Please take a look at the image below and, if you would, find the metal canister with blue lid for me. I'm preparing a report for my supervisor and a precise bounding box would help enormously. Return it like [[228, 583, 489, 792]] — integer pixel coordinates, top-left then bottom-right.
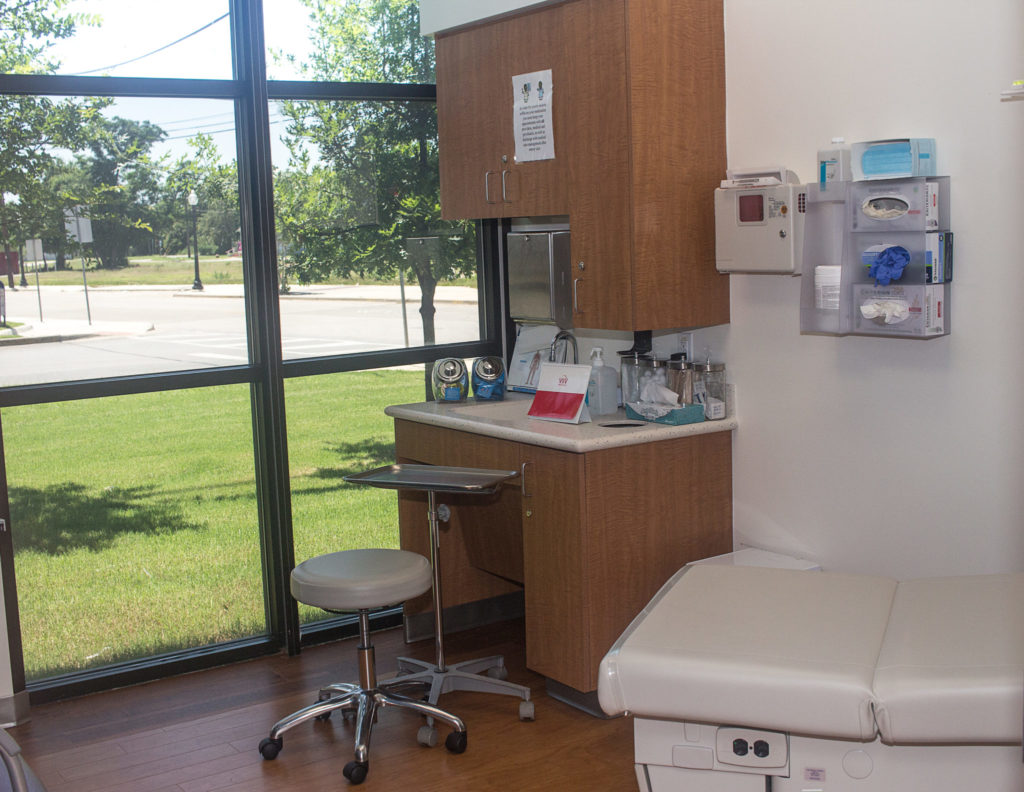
[[471, 356, 506, 401], [432, 358, 468, 402]]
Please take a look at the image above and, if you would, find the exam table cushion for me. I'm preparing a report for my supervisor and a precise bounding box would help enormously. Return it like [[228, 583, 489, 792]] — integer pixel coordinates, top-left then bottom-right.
[[873, 572, 1024, 745], [598, 564, 897, 740]]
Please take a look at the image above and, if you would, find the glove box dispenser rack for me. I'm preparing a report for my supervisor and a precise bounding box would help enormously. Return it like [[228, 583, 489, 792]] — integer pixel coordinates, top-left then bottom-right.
[[799, 177, 951, 339]]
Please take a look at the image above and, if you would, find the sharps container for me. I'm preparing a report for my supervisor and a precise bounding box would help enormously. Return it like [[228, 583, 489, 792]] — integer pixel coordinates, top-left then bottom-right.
[[692, 360, 726, 420]]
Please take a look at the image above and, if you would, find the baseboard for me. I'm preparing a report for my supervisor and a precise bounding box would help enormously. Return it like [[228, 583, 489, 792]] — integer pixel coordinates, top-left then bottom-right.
[[0, 690, 31, 727], [404, 591, 525, 643]]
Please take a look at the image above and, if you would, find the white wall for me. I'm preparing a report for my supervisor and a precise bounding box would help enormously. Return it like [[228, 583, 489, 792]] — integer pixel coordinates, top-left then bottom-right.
[[714, 0, 1024, 577], [420, 0, 1024, 579], [420, 0, 549, 35]]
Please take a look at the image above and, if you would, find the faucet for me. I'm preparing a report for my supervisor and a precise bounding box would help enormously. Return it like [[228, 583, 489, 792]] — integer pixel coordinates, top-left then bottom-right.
[[549, 329, 578, 364]]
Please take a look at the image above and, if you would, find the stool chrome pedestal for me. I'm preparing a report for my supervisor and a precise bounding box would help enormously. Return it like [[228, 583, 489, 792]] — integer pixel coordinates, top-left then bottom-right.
[[345, 464, 535, 736]]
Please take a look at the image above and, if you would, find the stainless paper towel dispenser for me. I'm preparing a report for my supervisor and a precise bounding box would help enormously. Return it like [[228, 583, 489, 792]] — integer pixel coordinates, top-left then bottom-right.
[[507, 223, 571, 328]]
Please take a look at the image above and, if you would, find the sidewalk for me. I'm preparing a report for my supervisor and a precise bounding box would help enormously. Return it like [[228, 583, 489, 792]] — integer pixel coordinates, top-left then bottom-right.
[[0, 318, 154, 345]]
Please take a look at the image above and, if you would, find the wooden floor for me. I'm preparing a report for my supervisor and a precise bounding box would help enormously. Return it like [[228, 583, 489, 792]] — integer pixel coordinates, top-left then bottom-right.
[[8, 619, 637, 791]]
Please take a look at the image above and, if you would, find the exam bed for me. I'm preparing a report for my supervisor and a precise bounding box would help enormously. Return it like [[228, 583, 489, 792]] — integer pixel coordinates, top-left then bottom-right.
[[598, 563, 1024, 791]]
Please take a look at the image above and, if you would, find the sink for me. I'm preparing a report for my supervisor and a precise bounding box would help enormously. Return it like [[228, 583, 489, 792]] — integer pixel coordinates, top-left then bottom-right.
[[448, 399, 532, 421]]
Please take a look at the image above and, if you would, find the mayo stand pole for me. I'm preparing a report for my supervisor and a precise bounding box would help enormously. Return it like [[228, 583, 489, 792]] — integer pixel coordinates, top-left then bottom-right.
[[344, 464, 535, 730]]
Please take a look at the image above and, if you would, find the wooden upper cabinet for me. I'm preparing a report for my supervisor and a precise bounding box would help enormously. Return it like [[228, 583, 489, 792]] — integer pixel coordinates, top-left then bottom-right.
[[436, 6, 569, 220], [436, 0, 730, 332]]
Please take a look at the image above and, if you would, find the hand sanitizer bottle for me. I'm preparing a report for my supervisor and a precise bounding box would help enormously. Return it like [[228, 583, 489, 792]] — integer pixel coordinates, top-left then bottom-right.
[[587, 347, 618, 416]]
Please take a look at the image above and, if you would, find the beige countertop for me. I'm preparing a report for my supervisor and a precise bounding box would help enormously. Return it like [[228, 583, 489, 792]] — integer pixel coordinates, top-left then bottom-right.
[[385, 393, 736, 453]]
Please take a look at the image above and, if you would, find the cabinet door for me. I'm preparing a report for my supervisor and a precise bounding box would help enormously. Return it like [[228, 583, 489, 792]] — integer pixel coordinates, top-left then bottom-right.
[[436, 23, 508, 220], [564, 0, 634, 331], [519, 443, 591, 689], [436, 6, 570, 220], [500, 4, 570, 217]]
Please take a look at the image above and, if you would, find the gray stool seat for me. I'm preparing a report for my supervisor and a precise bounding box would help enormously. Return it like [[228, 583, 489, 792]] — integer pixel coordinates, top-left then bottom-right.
[[290, 548, 432, 611], [259, 548, 467, 785]]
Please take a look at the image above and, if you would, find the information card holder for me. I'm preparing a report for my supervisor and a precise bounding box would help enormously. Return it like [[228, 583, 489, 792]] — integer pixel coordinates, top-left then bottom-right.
[[527, 363, 592, 424]]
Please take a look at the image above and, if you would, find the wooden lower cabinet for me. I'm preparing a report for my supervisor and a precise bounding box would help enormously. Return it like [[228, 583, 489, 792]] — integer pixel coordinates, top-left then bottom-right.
[[394, 418, 732, 694]]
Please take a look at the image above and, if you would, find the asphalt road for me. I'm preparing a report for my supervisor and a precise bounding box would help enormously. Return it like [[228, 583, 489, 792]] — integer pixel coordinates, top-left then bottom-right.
[[1, 284, 481, 388]]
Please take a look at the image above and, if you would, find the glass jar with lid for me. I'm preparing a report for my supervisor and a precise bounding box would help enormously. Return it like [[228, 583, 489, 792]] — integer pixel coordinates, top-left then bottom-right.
[[692, 360, 726, 419]]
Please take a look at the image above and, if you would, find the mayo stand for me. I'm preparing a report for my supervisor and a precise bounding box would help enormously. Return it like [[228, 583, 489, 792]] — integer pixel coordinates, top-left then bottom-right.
[[344, 464, 535, 735]]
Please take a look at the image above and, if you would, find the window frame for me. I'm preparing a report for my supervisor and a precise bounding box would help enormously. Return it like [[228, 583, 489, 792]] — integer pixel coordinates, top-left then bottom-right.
[[0, 0, 505, 704]]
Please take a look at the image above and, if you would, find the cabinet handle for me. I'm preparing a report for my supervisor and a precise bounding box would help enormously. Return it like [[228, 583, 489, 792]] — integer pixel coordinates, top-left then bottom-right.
[[501, 169, 511, 204], [520, 461, 532, 498], [484, 170, 497, 204], [573, 277, 583, 314]]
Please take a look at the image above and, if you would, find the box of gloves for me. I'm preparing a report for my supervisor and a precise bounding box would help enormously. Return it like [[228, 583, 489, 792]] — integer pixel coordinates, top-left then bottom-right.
[[852, 282, 949, 337]]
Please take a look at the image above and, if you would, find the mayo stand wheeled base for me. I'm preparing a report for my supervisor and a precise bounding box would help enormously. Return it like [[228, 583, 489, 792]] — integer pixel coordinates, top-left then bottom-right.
[[345, 464, 535, 738]]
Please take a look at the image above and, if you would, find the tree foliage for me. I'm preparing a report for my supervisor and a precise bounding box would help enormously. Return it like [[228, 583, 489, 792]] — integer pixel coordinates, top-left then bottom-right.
[[276, 0, 476, 343]]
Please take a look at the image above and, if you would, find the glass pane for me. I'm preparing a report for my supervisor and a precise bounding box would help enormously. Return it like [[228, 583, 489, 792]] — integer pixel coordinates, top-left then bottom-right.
[[265, 0, 433, 83], [3, 385, 264, 681], [272, 98, 481, 358], [9, 0, 232, 79], [286, 368, 423, 625], [0, 97, 246, 388]]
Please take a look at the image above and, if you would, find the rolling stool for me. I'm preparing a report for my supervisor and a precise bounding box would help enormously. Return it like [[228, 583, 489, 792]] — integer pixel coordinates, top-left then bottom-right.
[[257, 548, 467, 785]]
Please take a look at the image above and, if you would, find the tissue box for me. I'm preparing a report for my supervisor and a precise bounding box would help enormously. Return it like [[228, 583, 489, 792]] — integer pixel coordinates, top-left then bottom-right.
[[853, 283, 949, 337], [625, 403, 705, 426]]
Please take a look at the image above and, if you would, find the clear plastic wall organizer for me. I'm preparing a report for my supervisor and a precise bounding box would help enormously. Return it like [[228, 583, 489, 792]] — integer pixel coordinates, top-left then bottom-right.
[[799, 176, 951, 339]]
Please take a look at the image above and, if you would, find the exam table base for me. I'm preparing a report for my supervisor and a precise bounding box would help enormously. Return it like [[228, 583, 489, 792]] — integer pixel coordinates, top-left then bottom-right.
[[634, 719, 1024, 792]]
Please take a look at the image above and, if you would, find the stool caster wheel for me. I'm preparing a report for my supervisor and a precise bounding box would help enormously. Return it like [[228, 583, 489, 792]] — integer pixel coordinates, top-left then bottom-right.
[[519, 700, 535, 721], [343, 760, 368, 784], [445, 729, 468, 754], [417, 724, 438, 747], [258, 736, 282, 760], [486, 665, 509, 680]]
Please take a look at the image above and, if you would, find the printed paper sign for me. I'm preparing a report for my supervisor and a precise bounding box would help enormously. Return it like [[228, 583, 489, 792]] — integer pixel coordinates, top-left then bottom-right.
[[528, 363, 591, 424], [513, 69, 555, 162]]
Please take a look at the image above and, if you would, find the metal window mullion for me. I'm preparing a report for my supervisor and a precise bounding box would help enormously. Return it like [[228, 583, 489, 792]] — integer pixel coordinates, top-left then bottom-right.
[[231, 0, 299, 656]]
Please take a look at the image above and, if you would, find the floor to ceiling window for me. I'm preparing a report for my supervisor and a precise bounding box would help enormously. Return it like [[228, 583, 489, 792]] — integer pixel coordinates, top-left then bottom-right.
[[0, 0, 501, 701]]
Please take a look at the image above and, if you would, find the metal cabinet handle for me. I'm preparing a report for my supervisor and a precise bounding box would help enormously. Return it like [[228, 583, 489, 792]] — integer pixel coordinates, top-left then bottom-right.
[[501, 169, 511, 203], [573, 277, 583, 313], [484, 170, 497, 204], [520, 461, 532, 498]]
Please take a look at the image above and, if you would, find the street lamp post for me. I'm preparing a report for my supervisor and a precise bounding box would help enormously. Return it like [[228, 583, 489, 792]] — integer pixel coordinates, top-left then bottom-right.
[[188, 190, 203, 291]]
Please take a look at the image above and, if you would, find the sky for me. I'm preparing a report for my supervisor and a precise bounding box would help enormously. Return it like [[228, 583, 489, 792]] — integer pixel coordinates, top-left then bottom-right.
[[40, 0, 322, 165]]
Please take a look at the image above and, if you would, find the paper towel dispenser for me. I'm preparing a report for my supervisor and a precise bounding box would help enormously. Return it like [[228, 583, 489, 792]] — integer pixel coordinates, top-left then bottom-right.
[[507, 218, 572, 328]]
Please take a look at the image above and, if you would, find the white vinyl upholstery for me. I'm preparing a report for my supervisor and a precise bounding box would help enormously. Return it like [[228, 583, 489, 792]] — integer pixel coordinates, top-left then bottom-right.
[[599, 564, 898, 740], [290, 548, 432, 611], [873, 573, 1024, 744], [599, 563, 1024, 751]]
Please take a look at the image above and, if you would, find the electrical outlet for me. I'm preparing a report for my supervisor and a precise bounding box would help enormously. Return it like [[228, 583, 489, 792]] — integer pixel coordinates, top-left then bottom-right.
[[678, 332, 693, 362]]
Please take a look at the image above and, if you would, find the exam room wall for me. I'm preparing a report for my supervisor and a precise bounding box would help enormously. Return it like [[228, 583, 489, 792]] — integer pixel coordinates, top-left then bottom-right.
[[711, 0, 1024, 578], [420, 0, 1024, 579]]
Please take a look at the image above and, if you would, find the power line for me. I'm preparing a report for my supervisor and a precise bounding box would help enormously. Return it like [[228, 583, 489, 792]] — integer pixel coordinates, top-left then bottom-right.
[[73, 13, 230, 76]]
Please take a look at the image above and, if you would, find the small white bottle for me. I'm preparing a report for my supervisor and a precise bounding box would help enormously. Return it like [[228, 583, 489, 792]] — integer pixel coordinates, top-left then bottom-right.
[[587, 347, 618, 416]]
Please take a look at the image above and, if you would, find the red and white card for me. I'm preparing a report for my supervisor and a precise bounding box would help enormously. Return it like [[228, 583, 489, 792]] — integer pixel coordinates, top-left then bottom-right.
[[527, 363, 592, 424]]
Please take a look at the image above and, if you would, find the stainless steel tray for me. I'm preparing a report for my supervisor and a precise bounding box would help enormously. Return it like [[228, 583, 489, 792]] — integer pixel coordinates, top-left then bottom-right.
[[344, 464, 518, 494]]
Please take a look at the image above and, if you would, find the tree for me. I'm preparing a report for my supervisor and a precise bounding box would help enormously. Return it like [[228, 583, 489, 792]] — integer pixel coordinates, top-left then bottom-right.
[[0, 0, 105, 284], [162, 134, 239, 258], [276, 0, 476, 344]]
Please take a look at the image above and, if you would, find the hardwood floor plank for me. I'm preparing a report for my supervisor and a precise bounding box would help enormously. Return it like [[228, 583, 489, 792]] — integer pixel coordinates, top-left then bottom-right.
[[9, 620, 637, 791]]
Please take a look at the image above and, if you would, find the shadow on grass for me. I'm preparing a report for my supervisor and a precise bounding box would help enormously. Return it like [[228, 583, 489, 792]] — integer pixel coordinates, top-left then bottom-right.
[[309, 437, 396, 482], [9, 482, 205, 555]]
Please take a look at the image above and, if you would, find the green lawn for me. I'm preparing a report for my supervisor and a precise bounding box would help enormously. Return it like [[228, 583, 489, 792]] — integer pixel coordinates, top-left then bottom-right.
[[3, 368, 426, 680]]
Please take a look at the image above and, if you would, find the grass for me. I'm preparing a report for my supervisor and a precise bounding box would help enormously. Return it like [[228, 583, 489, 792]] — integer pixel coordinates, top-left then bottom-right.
[[26, 255, 479, 288], [3, 368, 426, 680]]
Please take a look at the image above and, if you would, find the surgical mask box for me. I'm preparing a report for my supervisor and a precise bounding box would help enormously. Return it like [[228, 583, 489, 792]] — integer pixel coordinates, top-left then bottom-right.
[[715, 168, 807, 274], [852, 282, 949, 337], [851, 138, 936, 181]]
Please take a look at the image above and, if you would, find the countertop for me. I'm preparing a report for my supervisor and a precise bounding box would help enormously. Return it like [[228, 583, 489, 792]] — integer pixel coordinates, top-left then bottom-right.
[[385, 393, 737, 453]]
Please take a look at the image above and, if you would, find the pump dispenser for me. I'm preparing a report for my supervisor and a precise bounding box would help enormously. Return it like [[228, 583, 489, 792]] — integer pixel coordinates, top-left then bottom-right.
[[587, 347, 618, 416]]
